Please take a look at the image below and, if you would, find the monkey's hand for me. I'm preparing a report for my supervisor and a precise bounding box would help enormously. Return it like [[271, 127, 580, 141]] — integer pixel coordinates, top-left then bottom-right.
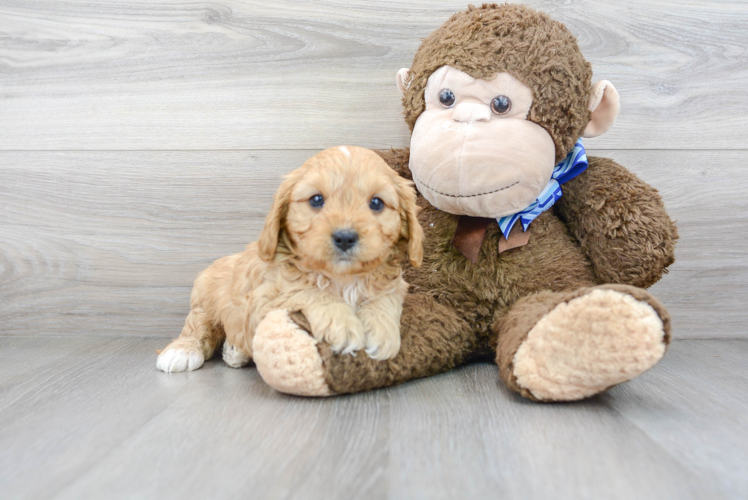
[[554, 155, 678, 289]]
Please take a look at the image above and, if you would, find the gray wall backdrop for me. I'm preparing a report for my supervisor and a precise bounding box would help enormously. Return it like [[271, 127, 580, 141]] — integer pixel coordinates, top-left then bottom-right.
[[1, 0, 746, 338]]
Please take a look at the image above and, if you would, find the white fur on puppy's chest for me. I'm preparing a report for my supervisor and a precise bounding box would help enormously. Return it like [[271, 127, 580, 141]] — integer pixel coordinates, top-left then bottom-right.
[[316, 275, 381, 309], [342, 282, 363, 308]]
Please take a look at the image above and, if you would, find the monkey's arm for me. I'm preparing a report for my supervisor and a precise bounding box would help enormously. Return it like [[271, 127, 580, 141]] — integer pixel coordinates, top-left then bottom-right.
[[554, 156, 678, 289], [309, 291, 477, 394], [252, 290, 479, 395]]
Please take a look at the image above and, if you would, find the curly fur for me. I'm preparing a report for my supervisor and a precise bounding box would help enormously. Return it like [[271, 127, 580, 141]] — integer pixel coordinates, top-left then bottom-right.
[[157, 146, 423, 372]]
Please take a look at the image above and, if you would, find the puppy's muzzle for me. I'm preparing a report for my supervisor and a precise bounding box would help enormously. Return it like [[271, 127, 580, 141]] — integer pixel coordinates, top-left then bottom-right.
[[332, 230, 359, 252]]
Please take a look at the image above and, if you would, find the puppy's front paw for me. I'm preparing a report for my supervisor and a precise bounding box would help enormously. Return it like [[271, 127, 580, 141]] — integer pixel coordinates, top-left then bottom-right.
[[362, 316, 401, 360], [157, 338, 205, 373], [307, 304, 365, 355]]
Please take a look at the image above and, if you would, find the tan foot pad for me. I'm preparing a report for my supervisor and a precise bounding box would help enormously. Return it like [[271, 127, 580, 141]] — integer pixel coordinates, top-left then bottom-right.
[[253, 309, 332, 397], [513, 289, 666, 401]]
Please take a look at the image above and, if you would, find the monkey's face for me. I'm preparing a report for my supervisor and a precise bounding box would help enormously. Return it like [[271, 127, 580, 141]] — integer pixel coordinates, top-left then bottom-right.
[[408, 65, 556, 218]]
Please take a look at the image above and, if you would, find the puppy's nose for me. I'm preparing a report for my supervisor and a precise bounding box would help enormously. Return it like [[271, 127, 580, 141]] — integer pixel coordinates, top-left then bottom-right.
[[332, 230, 359, 252]]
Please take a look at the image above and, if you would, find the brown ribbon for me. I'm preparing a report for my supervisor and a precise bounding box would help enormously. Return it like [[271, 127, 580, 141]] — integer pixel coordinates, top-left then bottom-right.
[[499, 223, 531, 253], [451, 216, 493, 264], [452, 216, 530, 263]]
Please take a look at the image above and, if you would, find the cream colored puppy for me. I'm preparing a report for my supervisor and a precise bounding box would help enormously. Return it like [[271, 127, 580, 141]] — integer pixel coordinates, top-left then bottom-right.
[[157, 146, 423, 373]]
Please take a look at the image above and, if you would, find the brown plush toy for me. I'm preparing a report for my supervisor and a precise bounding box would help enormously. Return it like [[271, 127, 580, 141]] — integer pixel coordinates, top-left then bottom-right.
[[250, 3, 678, 401]]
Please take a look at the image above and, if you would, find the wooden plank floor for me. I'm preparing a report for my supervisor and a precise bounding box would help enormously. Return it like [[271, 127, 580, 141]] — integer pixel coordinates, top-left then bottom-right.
[[0, 337, 744, 500]]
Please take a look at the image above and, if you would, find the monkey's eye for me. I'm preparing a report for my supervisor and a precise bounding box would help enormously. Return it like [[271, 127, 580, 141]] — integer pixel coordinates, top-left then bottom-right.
[[369, 197, 384, 212], [439, 88, 456, 108], [309, 194, 324, 208], [491, 95, 512, 115]]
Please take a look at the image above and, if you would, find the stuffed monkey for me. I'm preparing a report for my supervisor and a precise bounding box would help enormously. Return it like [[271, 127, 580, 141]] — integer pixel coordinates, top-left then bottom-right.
[[251, 3, 678, 401]]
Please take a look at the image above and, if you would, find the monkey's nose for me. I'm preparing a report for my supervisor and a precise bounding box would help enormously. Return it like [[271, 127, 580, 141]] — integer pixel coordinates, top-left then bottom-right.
[[452, 103, 491, 123], [332, 230, 359, 252]]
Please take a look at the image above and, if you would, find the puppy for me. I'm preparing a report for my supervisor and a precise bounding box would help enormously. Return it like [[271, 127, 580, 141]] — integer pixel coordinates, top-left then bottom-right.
[[157, 146, 423, 372]]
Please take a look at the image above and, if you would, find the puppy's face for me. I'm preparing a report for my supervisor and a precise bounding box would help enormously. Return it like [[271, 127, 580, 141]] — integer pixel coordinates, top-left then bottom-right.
[[258, 146, 423, 276]]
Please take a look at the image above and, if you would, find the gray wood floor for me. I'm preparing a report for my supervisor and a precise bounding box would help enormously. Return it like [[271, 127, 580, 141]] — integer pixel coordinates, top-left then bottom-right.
[[0, 337, 745, 500], [2, 1, 748, 499]]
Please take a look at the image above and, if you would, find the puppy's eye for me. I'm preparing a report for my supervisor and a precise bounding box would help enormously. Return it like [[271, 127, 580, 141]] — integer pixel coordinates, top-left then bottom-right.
[[369, 197, 384, 212], [309, 194, 324, 208], [491, 95, 511, 115], [439, 88, 456, 108]]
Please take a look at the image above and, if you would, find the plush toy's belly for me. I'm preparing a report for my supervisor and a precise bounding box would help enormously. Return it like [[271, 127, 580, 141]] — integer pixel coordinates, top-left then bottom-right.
[[404, 204, 598, 342]]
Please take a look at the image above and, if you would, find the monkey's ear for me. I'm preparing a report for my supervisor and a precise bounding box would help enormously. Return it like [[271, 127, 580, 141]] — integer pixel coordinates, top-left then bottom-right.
[[396, 68, 411, 96], [582, 80, 620, 138]]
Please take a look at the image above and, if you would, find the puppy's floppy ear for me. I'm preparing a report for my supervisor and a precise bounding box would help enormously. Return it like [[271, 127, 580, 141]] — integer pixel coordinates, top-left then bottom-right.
[[258, 171, 298, 262], [395, 175, 424, 268]]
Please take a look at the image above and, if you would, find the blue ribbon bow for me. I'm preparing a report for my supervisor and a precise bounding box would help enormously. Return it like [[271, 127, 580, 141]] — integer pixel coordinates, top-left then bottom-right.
[[497, 139, 588, 238]]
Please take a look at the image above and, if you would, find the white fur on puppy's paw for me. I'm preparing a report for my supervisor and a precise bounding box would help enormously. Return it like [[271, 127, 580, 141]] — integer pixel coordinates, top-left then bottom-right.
[[157, 347, 205, 373], [253, 309, 332, 397], [513, 289, 666, 401], [222, 342, 251, 368]]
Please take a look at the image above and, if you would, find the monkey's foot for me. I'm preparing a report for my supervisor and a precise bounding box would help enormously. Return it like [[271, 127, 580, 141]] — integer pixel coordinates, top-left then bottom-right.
[[510, 287, 668, 401], [253, 309, 332, 397]]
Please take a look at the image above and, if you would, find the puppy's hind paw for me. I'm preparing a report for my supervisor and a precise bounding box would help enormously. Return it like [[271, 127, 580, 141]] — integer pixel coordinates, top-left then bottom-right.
[[157, 337, 205, 373], [222, 342, 251, 368]]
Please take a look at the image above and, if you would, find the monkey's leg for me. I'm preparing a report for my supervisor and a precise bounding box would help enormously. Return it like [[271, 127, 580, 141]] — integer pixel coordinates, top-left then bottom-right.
[[252, 292, 478, 396], [495, 284, 671, 402], [157, 306, 224, 373]]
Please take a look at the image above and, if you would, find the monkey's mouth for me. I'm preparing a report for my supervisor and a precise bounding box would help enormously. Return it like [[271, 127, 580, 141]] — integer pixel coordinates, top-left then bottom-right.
[[413, 175, 519, 198]]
